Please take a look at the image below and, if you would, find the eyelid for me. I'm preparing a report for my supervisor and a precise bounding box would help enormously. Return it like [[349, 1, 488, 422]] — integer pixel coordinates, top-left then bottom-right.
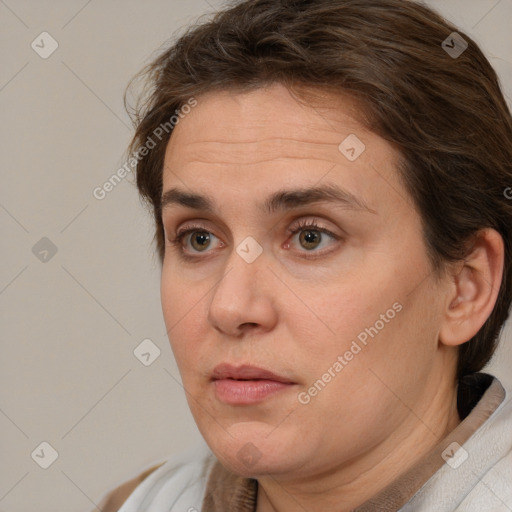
[[286, 217, 341, 238], [175, 220, 213, 238]]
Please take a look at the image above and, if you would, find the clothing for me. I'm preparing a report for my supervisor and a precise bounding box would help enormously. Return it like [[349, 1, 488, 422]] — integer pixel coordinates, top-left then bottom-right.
[[97, 373, 512, 511]]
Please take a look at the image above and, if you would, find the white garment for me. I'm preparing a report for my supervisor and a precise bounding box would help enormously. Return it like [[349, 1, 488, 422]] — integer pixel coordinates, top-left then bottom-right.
[[402, 384, 512, 511], [119, 381, 512, 511], [118, 445, 215, 512]]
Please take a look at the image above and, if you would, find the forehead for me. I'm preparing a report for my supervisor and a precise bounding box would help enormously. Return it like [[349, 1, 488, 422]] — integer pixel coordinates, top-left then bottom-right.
[[166, 84, 380, 162], [162, 83, 404, 211]]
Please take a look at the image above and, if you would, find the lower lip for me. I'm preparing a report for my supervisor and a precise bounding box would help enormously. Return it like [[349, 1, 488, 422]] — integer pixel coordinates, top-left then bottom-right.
[[213, 379, 294, 405]]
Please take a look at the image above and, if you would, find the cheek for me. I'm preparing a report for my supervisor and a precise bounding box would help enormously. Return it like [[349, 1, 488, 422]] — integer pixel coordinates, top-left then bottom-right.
[[161, 259, 207, 321], [161, 267, 208, 370], [300, 273, 400, 351], [292, 295, 437, 441], [293, 256, 434, 389]]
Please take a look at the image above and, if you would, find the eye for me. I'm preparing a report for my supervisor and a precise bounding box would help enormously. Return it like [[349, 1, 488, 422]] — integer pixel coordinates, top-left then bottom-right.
[[167, 223, 224, 259], [166, 218, 341, 261], [286, 219, 341, 254], [186, 230, 213, 252]]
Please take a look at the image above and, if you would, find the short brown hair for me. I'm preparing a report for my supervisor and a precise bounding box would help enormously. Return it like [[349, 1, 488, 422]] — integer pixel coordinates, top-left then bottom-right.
[[126, 0, 512, 379]]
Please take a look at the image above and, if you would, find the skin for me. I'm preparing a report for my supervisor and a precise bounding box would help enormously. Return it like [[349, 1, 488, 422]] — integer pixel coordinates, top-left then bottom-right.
[[159, 83, 503, 511]]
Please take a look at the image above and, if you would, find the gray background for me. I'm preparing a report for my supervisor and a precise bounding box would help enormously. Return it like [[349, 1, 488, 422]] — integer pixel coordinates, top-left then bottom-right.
[[1, 0, 511, 510]]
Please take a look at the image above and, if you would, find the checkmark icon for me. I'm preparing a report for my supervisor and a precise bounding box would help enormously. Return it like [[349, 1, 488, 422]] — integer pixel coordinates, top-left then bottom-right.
[[338, 134, 365, 161], [442, 442, 468, 469], [31, 441, 59, 469], [345, 147, 356, 158], [442, 32, 468, 59], [32, 237, 58, 263], [236, 236, 263, 263], [237, 442, 262, 468], [134, 339, 161, 366], [31, 31, 58, 59]]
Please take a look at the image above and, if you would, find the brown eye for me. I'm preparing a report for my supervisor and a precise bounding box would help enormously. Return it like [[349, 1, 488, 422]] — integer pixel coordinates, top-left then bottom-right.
[[299, 229, 322, 250], [168, 224, 223, 260], [287, 220, 341, 257], [189, 231, 211, 251]]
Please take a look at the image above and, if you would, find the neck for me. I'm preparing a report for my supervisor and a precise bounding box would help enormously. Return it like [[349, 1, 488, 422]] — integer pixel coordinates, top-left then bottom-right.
[[256, 374, 461, 512]]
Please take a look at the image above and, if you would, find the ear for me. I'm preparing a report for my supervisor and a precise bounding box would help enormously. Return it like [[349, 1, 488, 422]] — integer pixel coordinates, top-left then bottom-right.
[[439, 228, 504, 347]]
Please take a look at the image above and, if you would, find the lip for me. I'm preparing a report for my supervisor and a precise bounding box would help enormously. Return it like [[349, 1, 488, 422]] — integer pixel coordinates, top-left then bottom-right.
[[211, 363, 294, 383], [211, 363, 296, 405]]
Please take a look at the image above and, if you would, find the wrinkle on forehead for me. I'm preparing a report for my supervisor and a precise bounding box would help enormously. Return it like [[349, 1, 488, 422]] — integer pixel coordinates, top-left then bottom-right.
[[174, 136, 344, 167], [166, 90, 372, 172], [163, 83, 402, 204]]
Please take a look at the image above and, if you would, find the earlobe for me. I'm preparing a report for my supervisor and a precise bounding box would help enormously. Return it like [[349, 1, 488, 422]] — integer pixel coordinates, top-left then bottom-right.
[[439, 229, 504, 348]]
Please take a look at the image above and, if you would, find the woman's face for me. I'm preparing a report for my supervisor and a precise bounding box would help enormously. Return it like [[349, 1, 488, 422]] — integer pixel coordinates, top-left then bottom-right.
[[160, 83, 456, 480]]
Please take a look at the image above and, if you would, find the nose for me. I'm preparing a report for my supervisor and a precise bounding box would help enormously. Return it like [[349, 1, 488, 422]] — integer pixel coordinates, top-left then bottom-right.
[[207, 248, 278, 338]]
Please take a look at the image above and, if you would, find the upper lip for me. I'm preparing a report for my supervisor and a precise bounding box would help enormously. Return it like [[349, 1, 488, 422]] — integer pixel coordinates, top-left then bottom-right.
[[211, 363, 295, 384]]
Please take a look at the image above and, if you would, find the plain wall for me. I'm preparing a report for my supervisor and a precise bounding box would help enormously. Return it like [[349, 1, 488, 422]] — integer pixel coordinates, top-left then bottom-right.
[[1, 0, 511, 510]]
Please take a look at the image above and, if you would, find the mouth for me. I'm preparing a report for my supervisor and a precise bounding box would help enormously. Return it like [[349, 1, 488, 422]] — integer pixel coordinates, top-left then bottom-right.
[[211, 363, 296, 405]]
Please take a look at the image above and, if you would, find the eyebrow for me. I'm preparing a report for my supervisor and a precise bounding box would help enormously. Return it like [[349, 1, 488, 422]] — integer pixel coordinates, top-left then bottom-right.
[[161, 184, 376, 215]]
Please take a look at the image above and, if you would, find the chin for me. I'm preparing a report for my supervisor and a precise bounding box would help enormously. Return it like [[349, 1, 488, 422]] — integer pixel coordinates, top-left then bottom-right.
[[201, 422, 304, 477]]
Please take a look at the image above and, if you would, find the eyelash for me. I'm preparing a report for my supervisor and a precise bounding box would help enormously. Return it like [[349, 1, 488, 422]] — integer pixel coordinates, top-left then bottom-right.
[[167, 219, 341, 261]]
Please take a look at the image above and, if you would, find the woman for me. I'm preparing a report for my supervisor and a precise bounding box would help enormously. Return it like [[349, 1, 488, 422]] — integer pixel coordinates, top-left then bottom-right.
[[97, 0, 512, 510]]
